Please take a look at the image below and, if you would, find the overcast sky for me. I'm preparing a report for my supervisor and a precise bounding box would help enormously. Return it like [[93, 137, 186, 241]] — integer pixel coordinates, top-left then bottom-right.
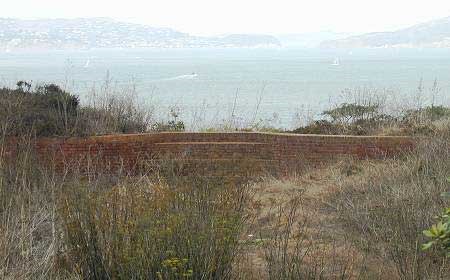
[[2, 0, 450, 35]]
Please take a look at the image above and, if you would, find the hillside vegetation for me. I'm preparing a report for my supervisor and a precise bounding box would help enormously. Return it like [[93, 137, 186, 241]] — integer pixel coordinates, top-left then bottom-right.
[[2, 82, 449, 137], [0, 82, 184, 137]]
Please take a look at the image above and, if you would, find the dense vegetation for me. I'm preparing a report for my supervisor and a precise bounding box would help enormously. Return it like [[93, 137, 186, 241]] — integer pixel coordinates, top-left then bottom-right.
[[0, 81, 184, 137]]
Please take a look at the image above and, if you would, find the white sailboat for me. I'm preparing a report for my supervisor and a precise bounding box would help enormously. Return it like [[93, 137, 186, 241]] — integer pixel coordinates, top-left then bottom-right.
[[84, 59, 91, 68], [332, 58, 340, 66]]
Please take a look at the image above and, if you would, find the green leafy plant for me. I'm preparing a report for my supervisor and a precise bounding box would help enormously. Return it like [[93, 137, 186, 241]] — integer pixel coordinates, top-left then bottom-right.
[[422, 207, 450, 254], [423, 191, 450, 256]]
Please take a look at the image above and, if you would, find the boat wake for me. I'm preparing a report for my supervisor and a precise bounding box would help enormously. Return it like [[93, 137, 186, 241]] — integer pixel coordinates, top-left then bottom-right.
[[164, 73, 198, 81]]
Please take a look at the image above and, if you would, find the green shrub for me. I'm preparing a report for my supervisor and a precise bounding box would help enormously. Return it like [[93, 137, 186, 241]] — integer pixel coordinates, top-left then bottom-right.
[[423, 191, 450, 257], [0, 82, 80, 136], [322, 103, 381, 124]]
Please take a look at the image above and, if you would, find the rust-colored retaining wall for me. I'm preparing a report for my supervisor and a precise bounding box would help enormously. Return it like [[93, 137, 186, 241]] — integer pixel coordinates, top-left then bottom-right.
[[6, 132, 416, 176]]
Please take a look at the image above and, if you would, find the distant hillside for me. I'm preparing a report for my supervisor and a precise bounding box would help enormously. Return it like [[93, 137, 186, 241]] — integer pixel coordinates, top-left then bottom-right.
[[276, 31, 354, 48], [321, 16, 450, 48], [0, 18, 281, 51], [215, 34, 281, 47]]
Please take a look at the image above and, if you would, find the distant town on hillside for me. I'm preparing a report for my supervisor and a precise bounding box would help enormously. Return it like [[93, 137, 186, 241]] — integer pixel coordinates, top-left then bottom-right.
[[0, 18, 281, 51]]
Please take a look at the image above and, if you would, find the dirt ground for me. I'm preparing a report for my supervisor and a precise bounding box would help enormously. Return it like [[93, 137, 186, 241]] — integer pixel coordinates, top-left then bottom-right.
[[235, 159, 399, 279]]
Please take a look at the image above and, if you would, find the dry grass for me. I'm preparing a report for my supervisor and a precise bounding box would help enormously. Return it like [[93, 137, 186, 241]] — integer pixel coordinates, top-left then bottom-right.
[[327, 137, 450, 279], [0, 137, 63, 279], [229, 130, 449, 279]]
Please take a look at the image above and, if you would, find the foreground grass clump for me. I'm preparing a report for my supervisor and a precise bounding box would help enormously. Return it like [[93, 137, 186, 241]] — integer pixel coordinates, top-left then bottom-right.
[[0, 138, 62, 279], [59, 175, 248, 279]]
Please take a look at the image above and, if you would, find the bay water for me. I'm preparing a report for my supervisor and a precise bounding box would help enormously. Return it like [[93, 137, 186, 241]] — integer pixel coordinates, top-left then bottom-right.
[[1, 48, 449, 129]]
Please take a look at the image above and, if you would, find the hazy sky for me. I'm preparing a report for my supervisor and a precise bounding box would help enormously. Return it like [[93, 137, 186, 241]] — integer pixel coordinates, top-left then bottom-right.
[[2, 0, 450, 35]]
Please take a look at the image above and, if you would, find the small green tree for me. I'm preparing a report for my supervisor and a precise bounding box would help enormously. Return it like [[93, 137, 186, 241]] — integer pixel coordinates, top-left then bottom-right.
[[423, 192, 450, 257], [323, 103, 380, 124]]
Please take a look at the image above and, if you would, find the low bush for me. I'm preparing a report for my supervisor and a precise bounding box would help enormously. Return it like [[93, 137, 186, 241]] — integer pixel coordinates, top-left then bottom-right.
[[151, 107, 185, 132], [293, 103, 450, 136], [151, 119, 185, 132], [292, 85, 450, 136]]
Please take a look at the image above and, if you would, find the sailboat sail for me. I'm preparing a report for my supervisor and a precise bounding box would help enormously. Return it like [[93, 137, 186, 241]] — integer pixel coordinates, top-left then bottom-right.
[[332, 58, 340, 66]]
